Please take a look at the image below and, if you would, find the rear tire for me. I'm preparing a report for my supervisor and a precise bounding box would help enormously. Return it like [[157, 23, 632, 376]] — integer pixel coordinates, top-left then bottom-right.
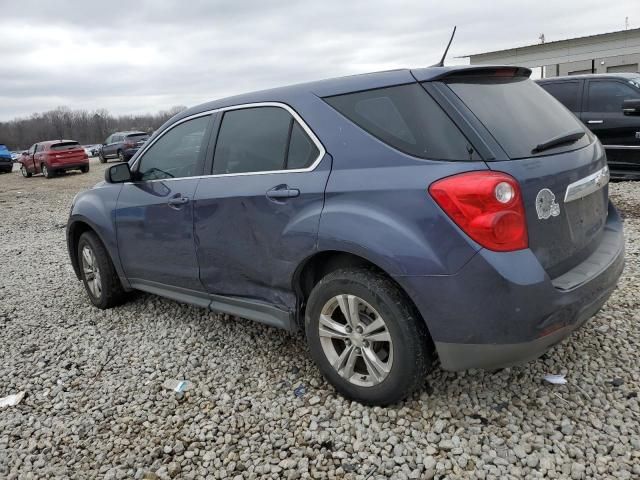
[[99, 152, 106, 163], [42, 164, 54, 178], [305, 268, 432, 406], [80, 165, 89, 173], [20, 165, 32, 178], [118, 150, 125, 163], [77, 231, 127, 309]]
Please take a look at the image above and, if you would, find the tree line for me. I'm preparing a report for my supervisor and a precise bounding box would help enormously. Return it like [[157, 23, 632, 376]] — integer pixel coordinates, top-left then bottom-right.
[[0, 106, 187, 151]]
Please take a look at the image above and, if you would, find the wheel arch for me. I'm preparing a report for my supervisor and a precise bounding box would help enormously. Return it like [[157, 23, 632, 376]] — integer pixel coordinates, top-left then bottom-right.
[[67, 216, 131, 291], [293, 250, 434, 350]]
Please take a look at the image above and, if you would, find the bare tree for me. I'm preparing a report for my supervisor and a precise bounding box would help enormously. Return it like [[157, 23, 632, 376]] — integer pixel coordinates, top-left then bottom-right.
[[0, 106, 187, 150]]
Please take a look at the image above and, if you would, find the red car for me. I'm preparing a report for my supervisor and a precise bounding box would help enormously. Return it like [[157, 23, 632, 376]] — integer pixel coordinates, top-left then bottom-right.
[[19, 140, 89, 178]]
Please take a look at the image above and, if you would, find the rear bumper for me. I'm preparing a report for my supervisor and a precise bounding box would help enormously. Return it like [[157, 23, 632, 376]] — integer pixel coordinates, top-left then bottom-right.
[[51, 161, 88, 171], [395, 202, 625, 371]]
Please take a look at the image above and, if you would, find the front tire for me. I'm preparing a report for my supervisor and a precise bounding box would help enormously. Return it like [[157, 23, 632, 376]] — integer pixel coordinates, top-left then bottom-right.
[[21, 165, 32, 178], [99, 152, 106, 163], [42, 164, 54, 178], [77, 231, 126, 309], [305, 268, 432, 406]]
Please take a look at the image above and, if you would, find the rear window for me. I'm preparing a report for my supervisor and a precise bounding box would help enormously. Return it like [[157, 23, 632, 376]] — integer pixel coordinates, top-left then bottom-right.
[[50, 141, 80, 151], [446, 77, 590, 159], [324, 84, 478, 161]]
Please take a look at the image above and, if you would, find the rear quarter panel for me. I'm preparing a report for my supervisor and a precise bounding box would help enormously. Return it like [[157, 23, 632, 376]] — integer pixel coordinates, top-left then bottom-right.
[[308, 97, 485, 275]]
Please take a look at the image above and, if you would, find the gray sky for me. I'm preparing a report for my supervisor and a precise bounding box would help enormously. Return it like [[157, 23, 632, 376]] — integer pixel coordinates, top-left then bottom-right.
[[0, 0, 636, 120]]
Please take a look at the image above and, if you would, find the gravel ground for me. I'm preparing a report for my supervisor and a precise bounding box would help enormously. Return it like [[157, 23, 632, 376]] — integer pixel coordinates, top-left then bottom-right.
[[0, 160, 639, 479]]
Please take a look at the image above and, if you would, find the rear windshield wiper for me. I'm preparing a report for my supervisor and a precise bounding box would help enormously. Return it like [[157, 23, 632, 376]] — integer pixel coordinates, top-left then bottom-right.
[[532, 129, 585, 154]]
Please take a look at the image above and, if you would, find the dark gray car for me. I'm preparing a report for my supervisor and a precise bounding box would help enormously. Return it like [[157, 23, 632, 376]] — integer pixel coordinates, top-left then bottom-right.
[[99, 131, 149, 163]]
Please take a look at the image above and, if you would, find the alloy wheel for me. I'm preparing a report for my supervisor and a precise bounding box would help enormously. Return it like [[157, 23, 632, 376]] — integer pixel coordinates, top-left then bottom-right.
[[21, 165, 27, 177], [319, 294, 393, 387], [81, 245, 102, 298]]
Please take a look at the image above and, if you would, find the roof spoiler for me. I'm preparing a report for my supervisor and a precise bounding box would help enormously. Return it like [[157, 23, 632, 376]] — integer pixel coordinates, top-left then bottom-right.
[[431, 66, 532, 81]]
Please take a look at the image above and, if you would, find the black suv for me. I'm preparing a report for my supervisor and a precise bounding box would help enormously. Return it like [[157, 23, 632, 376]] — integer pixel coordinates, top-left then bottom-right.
[[99, 131, 150, 163], [537, 74, 640, 179]]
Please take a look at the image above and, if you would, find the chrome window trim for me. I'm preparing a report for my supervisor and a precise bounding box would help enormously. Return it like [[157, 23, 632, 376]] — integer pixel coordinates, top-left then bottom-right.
[[564, 164, 610, 203], [602, 145, 640, 150], [129, 102, 326, 183]]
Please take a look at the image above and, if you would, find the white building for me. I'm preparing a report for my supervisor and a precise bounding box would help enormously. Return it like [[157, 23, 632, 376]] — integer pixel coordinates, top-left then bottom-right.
[[464, 28, 640, 78]]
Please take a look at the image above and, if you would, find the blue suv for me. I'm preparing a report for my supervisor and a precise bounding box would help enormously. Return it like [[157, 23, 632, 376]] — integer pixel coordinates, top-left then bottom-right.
[[67, 66, 624, 405]]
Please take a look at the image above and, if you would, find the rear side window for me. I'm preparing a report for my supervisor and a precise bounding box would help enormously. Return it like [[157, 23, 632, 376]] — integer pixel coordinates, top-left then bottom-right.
[[212, 106, 320, 175], [539, 81, 581, 112], [126, 133, 148, 140], [51, 141, 80, 151], [447, 77, 590, 159], [587, 80, 640, 112], [324, 84, 476, 161]]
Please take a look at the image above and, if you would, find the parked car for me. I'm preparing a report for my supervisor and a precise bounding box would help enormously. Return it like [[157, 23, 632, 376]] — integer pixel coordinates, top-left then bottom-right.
[[19, 140, 89, 178], [537, 74, 640, 180], [0, 144, 13, 173], [67, 65, 624, 405], [11, 151, 22, 161], [84, 144, 100, 157], [99, 131, 149, 163]]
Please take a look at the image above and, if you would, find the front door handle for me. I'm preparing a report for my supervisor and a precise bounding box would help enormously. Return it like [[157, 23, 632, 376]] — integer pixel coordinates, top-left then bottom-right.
[[587, 120, 603, 124], [266, 186, 300, 199], [167, 195, 189, 208]]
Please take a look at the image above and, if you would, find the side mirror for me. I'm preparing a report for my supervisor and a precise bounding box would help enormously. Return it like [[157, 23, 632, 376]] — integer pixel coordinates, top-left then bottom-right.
[[622, 98, 640, 115], [105, 162, 133, 183]]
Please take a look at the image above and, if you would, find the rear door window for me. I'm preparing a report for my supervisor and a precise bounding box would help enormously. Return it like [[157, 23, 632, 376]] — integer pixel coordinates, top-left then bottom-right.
[[324, 84, 476, 161], [286, 121, 320, 170], [447, 77, 590, 159], [587, 80, 640, 112], [212, 106, 321, 175], [539, 81, 581, 112]]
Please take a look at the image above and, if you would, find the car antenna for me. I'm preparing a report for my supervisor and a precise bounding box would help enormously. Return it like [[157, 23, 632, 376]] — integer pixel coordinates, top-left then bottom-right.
[[432, 26, 457, 67]]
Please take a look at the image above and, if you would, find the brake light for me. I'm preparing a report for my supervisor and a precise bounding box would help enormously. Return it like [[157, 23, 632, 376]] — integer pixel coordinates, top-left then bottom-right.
[[429, 171, 528, 252], [124, 141, 135, 148]]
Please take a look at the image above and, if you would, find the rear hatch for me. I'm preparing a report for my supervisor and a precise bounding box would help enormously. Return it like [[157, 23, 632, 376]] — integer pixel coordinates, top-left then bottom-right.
[[438, 70, 609, 277], [125, 133, 149, 149], [49, 141, 86, 164]]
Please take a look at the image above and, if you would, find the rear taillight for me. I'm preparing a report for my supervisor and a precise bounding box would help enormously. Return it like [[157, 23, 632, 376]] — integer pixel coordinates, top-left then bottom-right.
[[429, 171, 528, 252], [124, 141, 135, 148]]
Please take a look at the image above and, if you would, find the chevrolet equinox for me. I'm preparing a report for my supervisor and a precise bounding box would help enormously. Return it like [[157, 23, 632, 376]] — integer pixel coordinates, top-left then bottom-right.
[[67, 66, 624, 405]]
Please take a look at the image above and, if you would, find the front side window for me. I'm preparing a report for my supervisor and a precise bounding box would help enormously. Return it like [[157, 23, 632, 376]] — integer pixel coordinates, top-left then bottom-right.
[[324, 84, 476, 161], [587, 80, 640, 112], [137, 115, 210, 181], [212, 106, 320, 175], [539, 81, 581, 112]]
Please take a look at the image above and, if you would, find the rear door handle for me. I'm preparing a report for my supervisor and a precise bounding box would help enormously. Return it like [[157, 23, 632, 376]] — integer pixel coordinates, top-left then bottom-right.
[[266, 186, 300, 199], [167, 195, 189, 208], [587, 120, 603, 124]]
